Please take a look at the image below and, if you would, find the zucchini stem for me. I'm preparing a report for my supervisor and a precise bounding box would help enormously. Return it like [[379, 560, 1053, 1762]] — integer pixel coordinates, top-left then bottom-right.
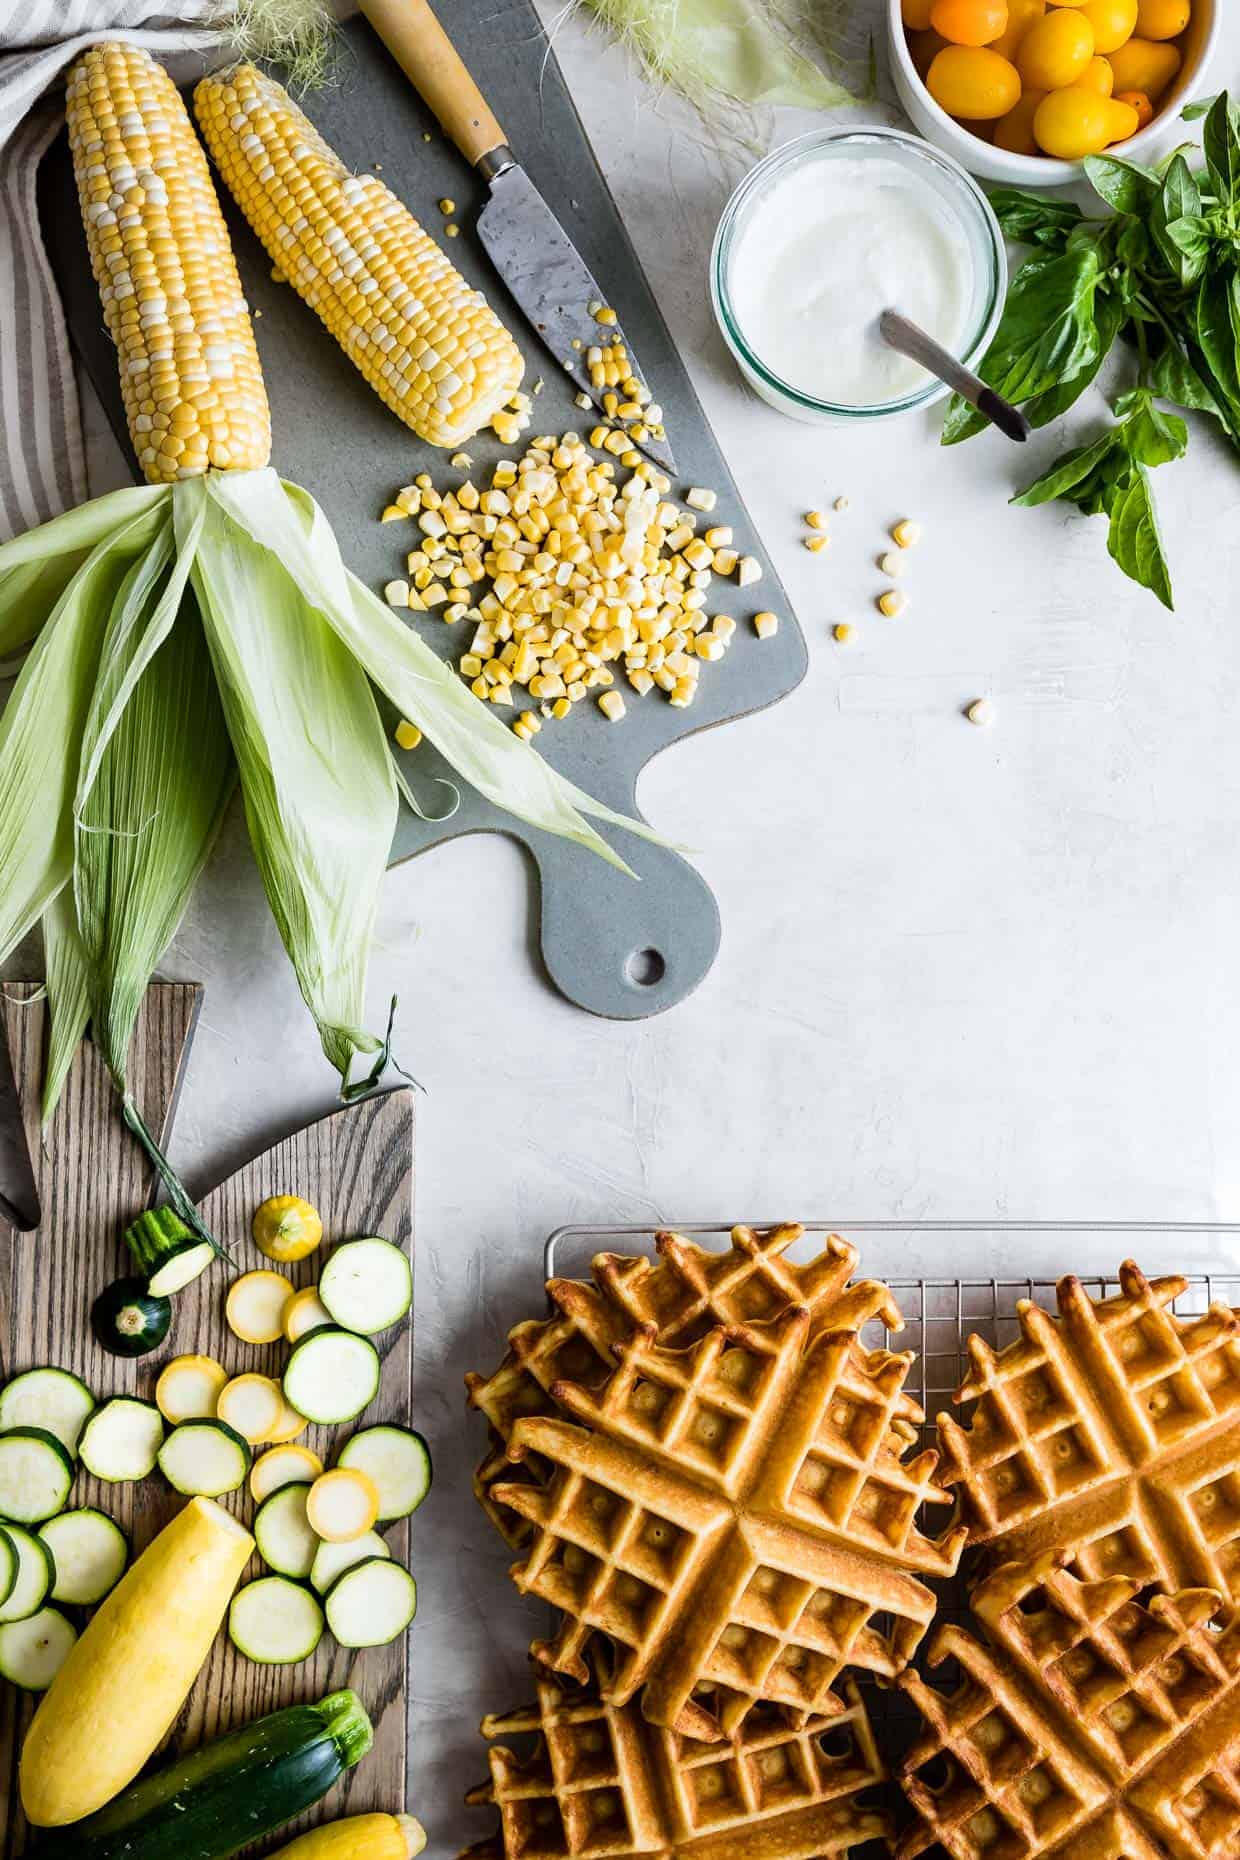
[[120, 1092, 234, 1267]]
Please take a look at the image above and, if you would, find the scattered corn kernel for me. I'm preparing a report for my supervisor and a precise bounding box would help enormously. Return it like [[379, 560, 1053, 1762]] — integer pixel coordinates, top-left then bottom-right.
[[879, 552, 905, 577], [966, 697, 994, 727], [598, 690, 626, 721], [384, 579, 410, 608], [594, 305, 618, 326], [833, 623, 853, 643], [685, 487, 717, 513], [892, 519, 921, 548], [703, 526, 733, 549], [380, 504, 404, 523], [712, 614, 736, 640], [712, 547, 738, 577], [834, 495, 850, 512], [737, 556, 762, 587], [877, 590, 907, 618], [804, 535, 829, 554], [438, 197, 456, 214], [394, 720, 422, 751], [805, 510, 829, 531], [450, 451, 472, 470], [753, 611, 778, 640]]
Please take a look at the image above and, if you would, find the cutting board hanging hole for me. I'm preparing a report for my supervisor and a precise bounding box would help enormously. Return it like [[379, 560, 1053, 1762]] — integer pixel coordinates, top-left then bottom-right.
[[626, 948, 666, 989]]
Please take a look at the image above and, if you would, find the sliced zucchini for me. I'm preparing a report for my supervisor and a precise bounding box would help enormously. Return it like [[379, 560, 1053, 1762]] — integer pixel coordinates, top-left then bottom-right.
[[266, 1397, 309, 1445], [0, 1524, 54, 1622], [0, 1427, 74, 1522], [310, 1528, 390, 1596], [305, 1468, 379, 1544], [226, 1268, 295, 1345], [78, 1396, 165, 1482], [229, 1576, 323, 1665], [254, 1483, 318, 1579], [283, 1327, 380, 1426], [125, 1207, 217, 1297], [250, 1442, 324, 1505], [155, 1353, 228, 1424], [40, 1508, 129, 1605], [338, 1424, 432, 1521], [0, 1527, 15, 1610], [318, 1238, 412, 1335], [283, 1285, 334, 1345], [216, 1373, 283, 1445], [0, 1367, 95, 1457], [158, 1418, 251, 1497], [0, 1605, 77, 1689], [91, 1278, 172, 1358], [325, 1558, 417, 1648]]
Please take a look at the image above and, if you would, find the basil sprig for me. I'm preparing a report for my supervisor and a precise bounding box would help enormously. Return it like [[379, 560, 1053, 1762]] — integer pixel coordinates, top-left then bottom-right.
[[947, 92, 1240, 608]]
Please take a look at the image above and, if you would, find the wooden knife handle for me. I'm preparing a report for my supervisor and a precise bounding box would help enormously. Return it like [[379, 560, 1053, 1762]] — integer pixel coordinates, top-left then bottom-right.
[[360, 0, 507, 170]]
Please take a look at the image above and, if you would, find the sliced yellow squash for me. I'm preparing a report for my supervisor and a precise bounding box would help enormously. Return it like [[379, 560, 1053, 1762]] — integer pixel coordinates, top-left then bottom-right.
[[305, 1468, 380, 1543], [226, 1268, 294, 1345], [216, 1374, 283, 1445], [155, 1354, 228, 1424]]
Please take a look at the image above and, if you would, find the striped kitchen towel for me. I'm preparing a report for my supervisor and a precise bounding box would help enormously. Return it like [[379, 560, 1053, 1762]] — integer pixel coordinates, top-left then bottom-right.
[[0, 3, 219, 540]]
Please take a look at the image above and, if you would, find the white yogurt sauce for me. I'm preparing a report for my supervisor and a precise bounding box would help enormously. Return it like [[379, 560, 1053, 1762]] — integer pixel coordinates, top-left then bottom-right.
[[728, 153, 973, 408]]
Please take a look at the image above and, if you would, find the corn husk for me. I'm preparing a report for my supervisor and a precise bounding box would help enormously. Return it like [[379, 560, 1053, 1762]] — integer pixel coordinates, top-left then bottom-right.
[[42, 889, 90, 1126]]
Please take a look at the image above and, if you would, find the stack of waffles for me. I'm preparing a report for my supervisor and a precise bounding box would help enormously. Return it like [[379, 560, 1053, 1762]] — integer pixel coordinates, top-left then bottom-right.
[[464, 1222, 970, 1859], [897, 1261, 1240, 1858]]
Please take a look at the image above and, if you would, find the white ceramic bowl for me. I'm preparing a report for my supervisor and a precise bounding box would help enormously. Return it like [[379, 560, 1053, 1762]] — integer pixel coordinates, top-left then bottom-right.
[[887, 0, 1219, 186]]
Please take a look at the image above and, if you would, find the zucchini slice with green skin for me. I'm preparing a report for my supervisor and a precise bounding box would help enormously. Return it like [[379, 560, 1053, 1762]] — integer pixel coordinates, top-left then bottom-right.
[[79, 1397, 166, 1482], [338, 1424, 432, 1521], [0, 1427, 74, 1522], [254, 1483, 317, 1579], [324, 1557, 416, 1648], [318, 1237, 412, 1335], [125, 1207, 218, 1297], [282, 1327, 380, 1426], [0, 1527, 15, 1609], [228, 1575, 324, 1665], [0, 1524, 55, 1622], [31, 1687, 373, 1860], [309, 1528, 390, 1596], [0, 1366, 95, 1456], [0, 1605, 77, 1689], [40, 1508, 129, 1605], [91, 1278, 172, 1358], [157, 1418, 251, 1497]]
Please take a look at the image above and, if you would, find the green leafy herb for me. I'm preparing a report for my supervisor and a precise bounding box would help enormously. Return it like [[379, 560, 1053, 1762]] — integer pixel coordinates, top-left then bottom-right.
[[946, 91, 1240, 603]]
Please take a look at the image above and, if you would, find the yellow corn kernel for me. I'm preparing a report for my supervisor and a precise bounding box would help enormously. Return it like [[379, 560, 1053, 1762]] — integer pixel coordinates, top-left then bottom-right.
[[381, 505, 405, 523], [695, 636, 724, 661], [598, 690, 626, 721], [877, 590, 907, 617], [712, 548, 738, 577], [459, 654, 482, 678], [879, 551, 905, 577], [394, 720, 422, 750], [737, 556, 762, 587], [439, 197, 456, 214], [892, 519, 921, 548], [833, 623, 853, 643], [703, 526, 733, 549], [805, 510, 829, 531], [711, 614, 736, 640], [552, 697, 572, 720], [753, 611, 778, 640], [804, 535, 829, 553], [384, 579, 410, 608], [685, 487, 717, 513]]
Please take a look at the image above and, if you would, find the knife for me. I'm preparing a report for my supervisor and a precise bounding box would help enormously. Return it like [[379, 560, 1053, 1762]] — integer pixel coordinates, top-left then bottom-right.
[[358, 0, 677, 474]]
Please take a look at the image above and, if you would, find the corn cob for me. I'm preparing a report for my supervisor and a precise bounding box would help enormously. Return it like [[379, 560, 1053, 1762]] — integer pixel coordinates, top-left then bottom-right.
[[65, 45, 270, 484], [194, 65, 525, 449]]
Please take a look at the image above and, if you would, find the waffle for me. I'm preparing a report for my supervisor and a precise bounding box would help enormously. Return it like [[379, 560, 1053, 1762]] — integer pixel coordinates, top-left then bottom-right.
[[898, 1551, 1240, 1859], [936, 1262, 1240, 1605], [463, 1665, 891, 1860], [467, 1224, 920, 1548], [494, 1296, 965, 1741]]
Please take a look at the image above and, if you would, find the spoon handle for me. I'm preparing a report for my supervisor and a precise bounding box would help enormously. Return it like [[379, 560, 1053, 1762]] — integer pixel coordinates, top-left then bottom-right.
[[880, 309, 1030, 443]]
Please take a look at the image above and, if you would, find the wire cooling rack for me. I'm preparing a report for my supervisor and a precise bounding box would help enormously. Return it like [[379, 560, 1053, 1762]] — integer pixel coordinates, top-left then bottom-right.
[[541, 1222, 1240, 1818]]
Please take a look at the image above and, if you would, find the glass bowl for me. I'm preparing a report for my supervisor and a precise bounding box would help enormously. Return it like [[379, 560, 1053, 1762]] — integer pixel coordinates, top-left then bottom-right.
[[710, 125, 1006, 426]]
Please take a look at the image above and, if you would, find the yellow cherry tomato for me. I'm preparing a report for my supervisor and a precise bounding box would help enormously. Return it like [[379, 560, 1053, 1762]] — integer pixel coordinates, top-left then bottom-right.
[[1105, 95, 1141, 138], [1078, 0, 1137, 51], [927, 44, 1023, 116], [1134, 0, 1189, 37], [994, 88, 1047, 149], [1115, 85, 1154, 126], [1018, 10, 1094, 89], [991, 0, 1046, 58], [907, 25, 950, 71], [903, 0, 937, 30], [1033, 84, 1116, 154], [1107, 35, 1180, 95], [931, 0, 1009, 43], [1079, 53, 1115, 90]]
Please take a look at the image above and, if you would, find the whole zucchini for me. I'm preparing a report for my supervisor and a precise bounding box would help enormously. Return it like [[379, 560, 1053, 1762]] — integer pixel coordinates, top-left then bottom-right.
[[31, 1689, 373, 1860]]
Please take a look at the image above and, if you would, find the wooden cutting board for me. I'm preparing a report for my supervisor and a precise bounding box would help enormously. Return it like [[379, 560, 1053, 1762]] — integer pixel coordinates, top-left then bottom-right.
[[0, 984, 415, 1855]]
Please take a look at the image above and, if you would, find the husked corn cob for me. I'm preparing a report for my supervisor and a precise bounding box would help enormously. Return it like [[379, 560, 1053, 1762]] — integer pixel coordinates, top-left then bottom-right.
[[66, 45, 270, 484], [195, 65, 525, 449]]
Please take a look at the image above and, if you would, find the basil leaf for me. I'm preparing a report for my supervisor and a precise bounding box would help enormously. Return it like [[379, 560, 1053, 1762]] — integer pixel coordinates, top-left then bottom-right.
[[1020, 291, 1124, 429], [1106, 468, 1174, 610], [980, 247, 1104, 401], [1122, 398, 1189, 466], [1194, 272, 1240, 424], [1181, 94, 1219, 122], [987, 187, 1086, 249], [1202, 91, 1240, 202], [1146, 336, 1222, 417], [941, 395, 989, 445], [1161, 152, 1202, 223], [1085, 152, 1160, 215], [1011, 430, 1121, 507]]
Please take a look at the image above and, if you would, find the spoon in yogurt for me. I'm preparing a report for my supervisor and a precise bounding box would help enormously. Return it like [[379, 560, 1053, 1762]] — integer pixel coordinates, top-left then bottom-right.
[[879, 310, 1030, 443]]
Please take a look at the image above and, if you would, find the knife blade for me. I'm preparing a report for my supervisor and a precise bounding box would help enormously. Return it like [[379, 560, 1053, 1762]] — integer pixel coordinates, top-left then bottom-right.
[[359, 0, 677, 474]]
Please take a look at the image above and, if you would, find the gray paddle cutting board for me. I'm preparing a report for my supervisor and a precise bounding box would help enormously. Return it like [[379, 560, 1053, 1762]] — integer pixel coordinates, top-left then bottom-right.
[[41, 4, 806, 1020]]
